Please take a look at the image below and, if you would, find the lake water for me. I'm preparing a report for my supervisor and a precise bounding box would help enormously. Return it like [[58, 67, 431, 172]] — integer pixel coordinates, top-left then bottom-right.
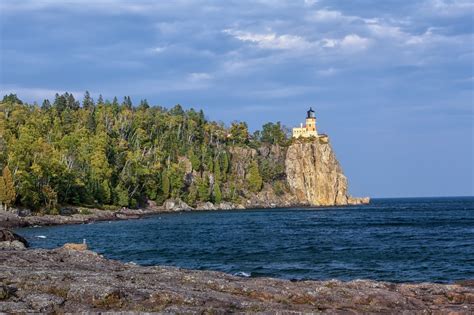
[[17, 197, 474, 283]]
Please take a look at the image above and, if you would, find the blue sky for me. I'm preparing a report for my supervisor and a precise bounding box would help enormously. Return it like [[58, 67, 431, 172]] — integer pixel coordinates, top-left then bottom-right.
[[0, 0, 472, 198]]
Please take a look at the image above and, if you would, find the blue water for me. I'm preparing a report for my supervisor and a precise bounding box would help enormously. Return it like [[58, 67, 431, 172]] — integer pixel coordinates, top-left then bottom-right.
[[17, 197, 474, 283]]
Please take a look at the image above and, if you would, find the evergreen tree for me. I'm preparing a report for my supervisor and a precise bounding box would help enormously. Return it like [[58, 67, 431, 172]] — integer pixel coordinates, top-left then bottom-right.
[[2, 166, 16, 210], [138, 99, 150, 110], [2, 93, 22, 104], [0, 176, 6, 210], [186, 184, 198, 207], [247, 161, 263, 193], [115, 184, 129, 207], [66, 93, 80, 110], [213, 181, 222, 204], [97, 94, 104, 105], [83, 91, 95, 109], [41, 99, 51, 110], [197, 176, 210, 202], [161, 171, 170, 200], [122, 96, 133, 109], [53, 93, 67, 113]]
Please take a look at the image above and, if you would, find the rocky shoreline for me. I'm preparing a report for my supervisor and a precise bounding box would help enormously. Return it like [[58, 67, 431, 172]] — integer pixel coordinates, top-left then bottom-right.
[[0, 196, 370, 229], [0, 246, 472, 313]]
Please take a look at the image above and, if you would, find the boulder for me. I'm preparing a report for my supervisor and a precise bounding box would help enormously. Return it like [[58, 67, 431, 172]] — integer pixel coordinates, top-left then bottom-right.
[[163, 199, 193, 211], [196, 202, 216, 210], [0, 229, 29, 248]]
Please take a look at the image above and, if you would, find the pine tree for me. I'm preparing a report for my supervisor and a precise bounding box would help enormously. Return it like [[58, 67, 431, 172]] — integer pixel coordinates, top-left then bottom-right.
[[0, 176, 6, 211], [54, 93, 67, 113], [100, 180, 111, 204], [197, 176, 210, 202], [122, 96, 132, 109], [213, 181, 222, 204], [161, 171, 170, 200], [2, 166, 15, 210], [186, 184, 198, 207], [83, 91, 95, 109], [115, 184, 129, 207], [41, 99, 51, 110], [97, 94, 104, 105], [138, 99, 149, 110], [247, 161, 263, 193]]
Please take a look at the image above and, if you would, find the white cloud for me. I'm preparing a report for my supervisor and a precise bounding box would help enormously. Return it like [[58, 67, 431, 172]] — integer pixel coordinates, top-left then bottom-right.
[[303, 0, 319, 7], [423, 0, 474, 16], [322, 34, 371, 51], [223, 29, 315, 50], [308, 9, 355, 22], [188, 72, 213, 82], [148, 46, 167, 54], [340, 34, 371, 50]]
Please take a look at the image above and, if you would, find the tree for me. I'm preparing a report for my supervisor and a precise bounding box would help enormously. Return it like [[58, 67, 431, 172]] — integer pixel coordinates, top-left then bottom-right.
[[122, 96, 133, 109], [115, 184, 129, 207], [138, 99, 150, 110], [97, 94, 104, 105], [261, 121, 289, 145], [83, 91, 95, 109], [161, 171, 170, 200], [53, 93, 67, 113], [41, 99, 51, 110], [2, 94, 22, 104], [247, 161, 263, 193], [197, 176, 210, 202], [2, 166, 16, 210], [229, 121, 249, 144], [0, 176, 6, 211], [213, 181, 222, 204], [186, 184, 198, 207], [66, 93, 80, 110]]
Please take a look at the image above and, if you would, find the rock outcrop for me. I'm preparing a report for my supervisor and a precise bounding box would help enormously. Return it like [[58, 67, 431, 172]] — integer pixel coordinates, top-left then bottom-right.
[[285, 139, 368, 206], [0, 248, 472, 313], [0, 229, 29, 250]]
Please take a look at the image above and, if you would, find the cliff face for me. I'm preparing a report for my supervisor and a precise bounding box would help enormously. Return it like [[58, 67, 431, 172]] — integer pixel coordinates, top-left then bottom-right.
[[284, 139, 368, 206]]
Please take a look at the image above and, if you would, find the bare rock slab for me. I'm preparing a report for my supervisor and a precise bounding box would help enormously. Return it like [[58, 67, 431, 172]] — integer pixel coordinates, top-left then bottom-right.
[[0, 249, 472, 313]]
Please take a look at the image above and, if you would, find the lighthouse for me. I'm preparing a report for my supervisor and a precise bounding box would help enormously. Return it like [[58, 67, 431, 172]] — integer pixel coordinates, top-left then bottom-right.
[[292, 107, 318, 138]]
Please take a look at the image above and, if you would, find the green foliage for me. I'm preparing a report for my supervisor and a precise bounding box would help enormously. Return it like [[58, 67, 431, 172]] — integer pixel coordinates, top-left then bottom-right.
[[260, 122, 290, 146], [2, 94, 22, 104], [259, 159, 286, 183], [186, 184, 198, 207], [272, 181, 287, 196], [161, 172, 171, 200], [196, 176, 210, 202], [0, 176, 6, 209], [213, 181, 222, 204], [1, 166, 16, 209], [115, 184, 129, 207], [229, 121, 249, 144], [247, 161, 263, 193], [0, 92, 291, 212]]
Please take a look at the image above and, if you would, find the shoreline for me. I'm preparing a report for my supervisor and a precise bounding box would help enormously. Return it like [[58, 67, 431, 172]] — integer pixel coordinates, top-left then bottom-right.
[[0, 199, 370, 229], [0, 247, 472, 313]]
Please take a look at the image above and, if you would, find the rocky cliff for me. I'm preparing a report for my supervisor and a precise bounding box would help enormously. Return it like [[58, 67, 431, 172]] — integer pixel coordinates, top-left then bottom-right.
[[215, 137, 368, 209], [285, 139, 368, 206]]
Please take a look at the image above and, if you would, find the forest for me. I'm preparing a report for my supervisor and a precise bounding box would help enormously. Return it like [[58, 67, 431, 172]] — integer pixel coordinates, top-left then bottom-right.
[[0, 92, 291, 213]]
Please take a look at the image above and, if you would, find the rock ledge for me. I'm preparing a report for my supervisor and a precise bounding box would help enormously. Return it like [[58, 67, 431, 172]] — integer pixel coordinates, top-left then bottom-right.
[[0, 248, 472, 313]]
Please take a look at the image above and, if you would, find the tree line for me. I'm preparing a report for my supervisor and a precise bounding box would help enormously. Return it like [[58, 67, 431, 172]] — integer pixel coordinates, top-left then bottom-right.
[[0, 93, 291, 213]]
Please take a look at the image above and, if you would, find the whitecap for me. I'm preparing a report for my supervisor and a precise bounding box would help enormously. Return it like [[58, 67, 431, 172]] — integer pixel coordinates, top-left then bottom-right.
[[234, 271, 251, 277], [35, 235, 47, 239]]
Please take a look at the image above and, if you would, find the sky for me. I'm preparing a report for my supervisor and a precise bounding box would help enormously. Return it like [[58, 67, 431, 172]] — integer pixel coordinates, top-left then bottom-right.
[[0, 0, 473, 198]]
